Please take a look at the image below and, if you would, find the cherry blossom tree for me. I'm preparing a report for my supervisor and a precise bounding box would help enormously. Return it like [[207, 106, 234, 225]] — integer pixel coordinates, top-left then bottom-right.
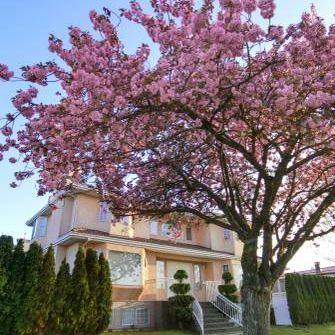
[[2, 1, 335, 334]]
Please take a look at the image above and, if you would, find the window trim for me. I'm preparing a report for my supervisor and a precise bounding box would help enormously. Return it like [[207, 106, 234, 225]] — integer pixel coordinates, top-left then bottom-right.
[[121, 307, 149, 326], [108, 250, 142, 286], [149, 218, 158, 235], [38, 216, 48, 237], [224, 229, 231, 240], [99, 201, 109, 222], [161, 223, 171, 237], [186, 227, 192, 241]]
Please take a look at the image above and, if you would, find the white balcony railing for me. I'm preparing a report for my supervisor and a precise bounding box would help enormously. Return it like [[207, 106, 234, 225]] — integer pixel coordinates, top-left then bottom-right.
[[206, 281, 243, 327]]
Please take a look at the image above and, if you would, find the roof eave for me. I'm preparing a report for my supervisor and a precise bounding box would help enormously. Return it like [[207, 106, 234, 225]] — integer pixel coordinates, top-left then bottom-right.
[[55, 231, 238, 260]]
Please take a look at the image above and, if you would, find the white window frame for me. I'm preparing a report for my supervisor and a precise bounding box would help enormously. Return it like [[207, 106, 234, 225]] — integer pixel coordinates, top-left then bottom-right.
[[121, 307, 149, 326], [223, 264, 229, 273], [99, 201, 109, 222], [120, 216, 129, 225], [149, 218, 158, 235], [224, 229, 231, 240], [161, 223, 171, 237], [109, 250, 142, 285], [194, 264, 203, 287], [38, 217, 48, 237], [186, 227, 192, 241]]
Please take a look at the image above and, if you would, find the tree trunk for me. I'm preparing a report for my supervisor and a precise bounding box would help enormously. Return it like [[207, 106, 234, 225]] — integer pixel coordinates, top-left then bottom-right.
[[240, 238, 272, 335], [241, 283, 272, 335]]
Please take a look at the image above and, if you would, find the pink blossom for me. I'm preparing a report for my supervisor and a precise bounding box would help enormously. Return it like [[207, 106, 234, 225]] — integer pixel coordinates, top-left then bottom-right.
[[90, 110, 103, 122], [258, 0, 276, 19], [0, 64, 13, 80], [1, 126, 13, 136]]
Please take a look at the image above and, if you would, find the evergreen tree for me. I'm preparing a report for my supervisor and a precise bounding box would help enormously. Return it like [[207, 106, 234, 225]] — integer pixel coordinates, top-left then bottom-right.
[[48, 259, 71, 335], [84, 249, 99, 335], [218, 271, 238, 303], [0, 235, 14, 295], [17, 242, 43, 335], [34, 245, 56, 335], [0, 238, 24, 335], [96, 252, 112, 334], [168, 269, 194, 329], [69, 247, 89, 335]]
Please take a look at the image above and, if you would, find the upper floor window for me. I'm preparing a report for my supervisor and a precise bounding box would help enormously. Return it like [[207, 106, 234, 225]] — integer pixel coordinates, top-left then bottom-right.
[[120, 216, 130, 225], [149, 218, 158, 235], [99, 201, 108, 222], [161, 223, 171, 237], [38, 217, 48, 237], [223, 264, 229, 273], [224, 229, 231, 240], [186, 227, 192, 241]]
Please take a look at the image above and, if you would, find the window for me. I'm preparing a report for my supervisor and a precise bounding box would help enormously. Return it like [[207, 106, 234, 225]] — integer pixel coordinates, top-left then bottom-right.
[[150, 219, 158, 235], [95, 248, 104, 257], [161, 223, 171, 237], [31, 219, 38, 239], [99, 201, 109, 222], [194, 264, 203, 287], [121, 307, 149, 326], [224, 229, 231, 240], [136, 308, 149, 325], [109, 251, 141, 285], [38, 217, 48, 237], [156, 260, 166, 288], [120, 216, 129, 225], [223, 264, 229, 273], [122, 309, 134, 326], [186, 227, 192, 241]]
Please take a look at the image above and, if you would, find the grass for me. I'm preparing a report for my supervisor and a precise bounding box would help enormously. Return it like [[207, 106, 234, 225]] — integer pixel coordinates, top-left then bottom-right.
[[107, 331, 192, 335], [107, 324, 335, 335], [271, 323, 335, 335]]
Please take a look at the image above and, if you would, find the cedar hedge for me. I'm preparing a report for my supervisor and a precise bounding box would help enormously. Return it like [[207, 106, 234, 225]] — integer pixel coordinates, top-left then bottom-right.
[[0, 236, 112, 335], [285, 273, 335, 325]]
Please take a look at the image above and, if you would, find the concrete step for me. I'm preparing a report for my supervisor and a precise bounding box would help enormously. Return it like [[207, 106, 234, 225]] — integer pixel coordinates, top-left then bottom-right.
[[205, 329, 242, 335], [205, 321, 233, 327], [205, 323, 239, 331], [204, 321, 233, 328]]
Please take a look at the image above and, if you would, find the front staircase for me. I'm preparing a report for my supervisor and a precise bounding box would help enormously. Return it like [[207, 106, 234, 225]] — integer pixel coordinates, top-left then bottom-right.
[[200, 302, 243, 335]]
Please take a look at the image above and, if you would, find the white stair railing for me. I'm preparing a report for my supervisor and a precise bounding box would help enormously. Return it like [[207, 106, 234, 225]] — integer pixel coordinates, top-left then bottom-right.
[[192, 298, 204, 335], [206, 281, 243, 327]]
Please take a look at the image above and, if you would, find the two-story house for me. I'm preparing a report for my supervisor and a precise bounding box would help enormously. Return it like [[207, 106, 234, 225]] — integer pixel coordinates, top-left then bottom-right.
[[26, 184, 243, 330]]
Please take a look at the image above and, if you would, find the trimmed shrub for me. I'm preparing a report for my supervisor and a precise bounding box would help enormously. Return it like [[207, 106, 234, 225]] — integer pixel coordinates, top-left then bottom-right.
[[286, 273, 335, 325], [168, 269, 195, 329], [218, 271, 238, 303]]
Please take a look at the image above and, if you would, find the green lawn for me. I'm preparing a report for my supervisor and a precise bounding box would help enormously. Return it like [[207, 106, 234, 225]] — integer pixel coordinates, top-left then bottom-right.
[[107, 331, 192, 335], [272, 324, 335, 335], [107, 324, 335, 335]]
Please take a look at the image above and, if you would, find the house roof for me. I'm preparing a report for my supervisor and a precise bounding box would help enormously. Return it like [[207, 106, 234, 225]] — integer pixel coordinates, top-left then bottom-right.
[[25, 184, 99, 227], [55, 228, 237, 260], [292, 266, 335, 276]]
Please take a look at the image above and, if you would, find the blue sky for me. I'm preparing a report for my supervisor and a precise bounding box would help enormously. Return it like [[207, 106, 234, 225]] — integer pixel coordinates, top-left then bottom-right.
[[0, 1, 335, 269]]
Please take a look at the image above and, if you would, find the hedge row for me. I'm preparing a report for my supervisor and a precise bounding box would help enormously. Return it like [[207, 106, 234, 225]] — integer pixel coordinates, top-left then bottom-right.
[[285, 273, 335, 325]]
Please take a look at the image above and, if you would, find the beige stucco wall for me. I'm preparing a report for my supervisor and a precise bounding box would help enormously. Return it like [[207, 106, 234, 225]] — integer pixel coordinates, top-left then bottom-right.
[[59, 197, 74, 236], [209, 224, 235, 253], [65, 242, 80, 271]]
